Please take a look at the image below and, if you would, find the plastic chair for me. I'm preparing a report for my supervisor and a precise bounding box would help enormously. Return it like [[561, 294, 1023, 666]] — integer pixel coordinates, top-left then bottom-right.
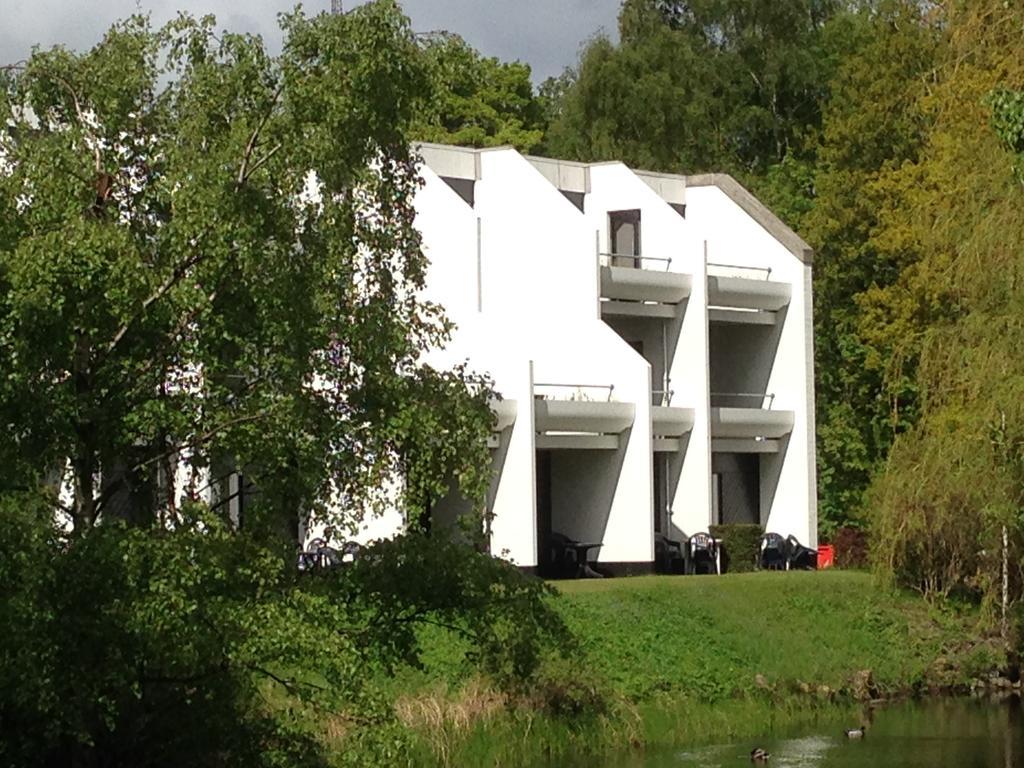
[[688, 532, 720, 575], [760, 532, 789, 570]]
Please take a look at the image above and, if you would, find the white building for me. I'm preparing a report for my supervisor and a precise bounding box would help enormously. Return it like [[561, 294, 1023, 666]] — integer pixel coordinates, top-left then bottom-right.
[[341, 143, 817, 575]]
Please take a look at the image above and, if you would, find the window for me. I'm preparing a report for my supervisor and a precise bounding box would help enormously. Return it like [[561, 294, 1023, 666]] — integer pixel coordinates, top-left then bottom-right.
[[609, 209, 641, 268]]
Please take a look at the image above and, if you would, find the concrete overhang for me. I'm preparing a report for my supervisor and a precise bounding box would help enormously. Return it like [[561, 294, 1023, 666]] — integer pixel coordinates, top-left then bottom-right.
[[653, 438, 684, 452], [707, 275, 791, 311], [534, 400, 635, 434], [652, 406, 695, 437], [710, 407, 794, 439], [524, 156, 590, 195], [708, 307, 777, 326], [601, 266, 692, 304], [712, 438, 782, 454], [417, 142, 480, 180], [601, 301, 679, 319], [633, 169, 686, 207], [535, 434, 620, 450]]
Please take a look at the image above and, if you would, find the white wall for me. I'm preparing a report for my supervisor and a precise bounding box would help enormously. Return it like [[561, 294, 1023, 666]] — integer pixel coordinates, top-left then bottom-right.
[[686, 185, 816, 545], [586, 164, 713, 539], [474, 151, 655, 565]]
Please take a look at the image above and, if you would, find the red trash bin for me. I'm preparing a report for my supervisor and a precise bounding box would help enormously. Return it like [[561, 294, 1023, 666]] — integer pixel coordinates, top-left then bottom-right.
[[817, 544, 835, 569]]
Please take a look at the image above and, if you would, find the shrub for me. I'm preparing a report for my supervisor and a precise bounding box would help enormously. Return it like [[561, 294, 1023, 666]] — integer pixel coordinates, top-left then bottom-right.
[[710, 524, 763, 573], [832, 526, 869, 569], [0, 496, 570, 767]]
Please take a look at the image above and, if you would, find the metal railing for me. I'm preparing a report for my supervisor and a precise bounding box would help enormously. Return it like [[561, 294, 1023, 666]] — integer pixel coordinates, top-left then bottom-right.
[[600, 252, 673, 271], [706, 262, 772, 279], [534, 382, 615, 402], [653, 388, 675, 406], [710, 391, 776, 409]]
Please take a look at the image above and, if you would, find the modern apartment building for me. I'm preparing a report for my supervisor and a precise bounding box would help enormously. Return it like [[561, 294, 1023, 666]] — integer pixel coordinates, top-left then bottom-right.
[[365, 143, 816, 575]]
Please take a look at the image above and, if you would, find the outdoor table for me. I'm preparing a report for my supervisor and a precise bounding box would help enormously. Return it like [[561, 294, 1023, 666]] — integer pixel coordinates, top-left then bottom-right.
[[569, 542, 603, 578]]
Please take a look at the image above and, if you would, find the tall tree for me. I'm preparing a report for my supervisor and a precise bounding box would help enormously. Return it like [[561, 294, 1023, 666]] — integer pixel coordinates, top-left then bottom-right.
[[412, 32, 545, 152], [805, 0, 940, 533], [866, 0, 1024, 602], [0, 7, 566, 765], [543, 0, 845, 175], [0, 3, 494, 536]]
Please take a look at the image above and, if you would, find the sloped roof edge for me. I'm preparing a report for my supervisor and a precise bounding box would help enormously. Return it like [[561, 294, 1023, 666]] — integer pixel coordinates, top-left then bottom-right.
[[413, 144, 813, 265], [686, 173, 814, 265]]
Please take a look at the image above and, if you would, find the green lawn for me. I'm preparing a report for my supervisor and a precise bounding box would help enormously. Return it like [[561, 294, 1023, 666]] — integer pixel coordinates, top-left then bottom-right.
[[410, 570, 992, 703], [552, 570, 986, 699]]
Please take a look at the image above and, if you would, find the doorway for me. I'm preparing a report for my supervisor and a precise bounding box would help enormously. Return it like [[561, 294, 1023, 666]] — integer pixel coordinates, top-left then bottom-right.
[[609, 209, 641, 268]]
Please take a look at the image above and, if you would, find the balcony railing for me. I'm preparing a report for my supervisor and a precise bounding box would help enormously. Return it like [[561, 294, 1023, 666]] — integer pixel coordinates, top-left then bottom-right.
[[653, 388, 674, 406], [710, 391, 776, 409], [706, 262, 772, 279], [534, 382, 615, 402], [599, 252, 673, 271]]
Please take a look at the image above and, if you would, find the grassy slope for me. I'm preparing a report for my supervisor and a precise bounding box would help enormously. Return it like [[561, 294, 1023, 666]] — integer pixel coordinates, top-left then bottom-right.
[[553, 570, 979, 699], [396, 571, 998, 766]]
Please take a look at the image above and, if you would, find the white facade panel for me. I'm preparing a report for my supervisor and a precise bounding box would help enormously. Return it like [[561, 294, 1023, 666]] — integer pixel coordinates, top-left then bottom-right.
[[352, 146, 818, 571]]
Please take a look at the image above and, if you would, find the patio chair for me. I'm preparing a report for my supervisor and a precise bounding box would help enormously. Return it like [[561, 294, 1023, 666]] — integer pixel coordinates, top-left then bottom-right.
[[338, 540, 361, 564], [760, 532, 789, 570], [549, 531, 603, 578], [687, 532, 719, 575], [297, 538, 342, 571], [655, 534, 686, 574], [786, 535, 818, 570]]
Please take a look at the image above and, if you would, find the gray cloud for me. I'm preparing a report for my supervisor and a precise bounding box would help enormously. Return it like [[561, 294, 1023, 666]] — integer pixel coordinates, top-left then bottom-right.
[[0, 0, 620, 82]]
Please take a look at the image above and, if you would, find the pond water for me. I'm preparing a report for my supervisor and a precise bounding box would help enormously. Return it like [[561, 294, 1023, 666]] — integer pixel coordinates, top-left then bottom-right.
[[596, 699, 1023, 768]]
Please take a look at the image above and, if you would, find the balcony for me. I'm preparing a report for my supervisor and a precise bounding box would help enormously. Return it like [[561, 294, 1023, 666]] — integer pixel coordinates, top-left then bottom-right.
[[491, 398, 517, 431], [710, 394, 793, 453], [533, 384, 635, 450], [600, 254, 692, 319], [707, 264, 790, 324], [486, 398, 518, 448], [652, 406, 694, 453]]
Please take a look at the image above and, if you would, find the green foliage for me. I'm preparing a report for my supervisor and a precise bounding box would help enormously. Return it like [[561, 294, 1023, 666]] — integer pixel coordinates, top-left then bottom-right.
[[804, 0, 940, 533], [0, 5, 549, 765], [412, 33, 544, 152], [709, 523, 763, 573], [0, 495, 568, 766], [989, 87, 1024, 155], [0, 3, 492, 534], [865, 0, 1024, 606], [544, 0, 846, 175], [988, 86, 1024, 181]]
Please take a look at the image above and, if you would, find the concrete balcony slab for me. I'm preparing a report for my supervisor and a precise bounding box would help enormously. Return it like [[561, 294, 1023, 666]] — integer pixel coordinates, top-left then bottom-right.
[[710, 407, 794, 439], [707, 275, 791, 311], [600, 265, 692, 304], [652, 406, 695, 437], [534, 399, 635, 435], [490, 398, 517, 431]]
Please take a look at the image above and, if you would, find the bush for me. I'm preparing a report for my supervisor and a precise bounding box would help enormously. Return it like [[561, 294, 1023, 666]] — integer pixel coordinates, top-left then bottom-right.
[[0, 495, 570, 767], [710, 524, 763, 573], [832, 526, 869, 569]]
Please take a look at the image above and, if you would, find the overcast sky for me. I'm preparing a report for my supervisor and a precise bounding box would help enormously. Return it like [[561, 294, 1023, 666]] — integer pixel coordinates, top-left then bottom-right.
[[0, 0, 621, 82]]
